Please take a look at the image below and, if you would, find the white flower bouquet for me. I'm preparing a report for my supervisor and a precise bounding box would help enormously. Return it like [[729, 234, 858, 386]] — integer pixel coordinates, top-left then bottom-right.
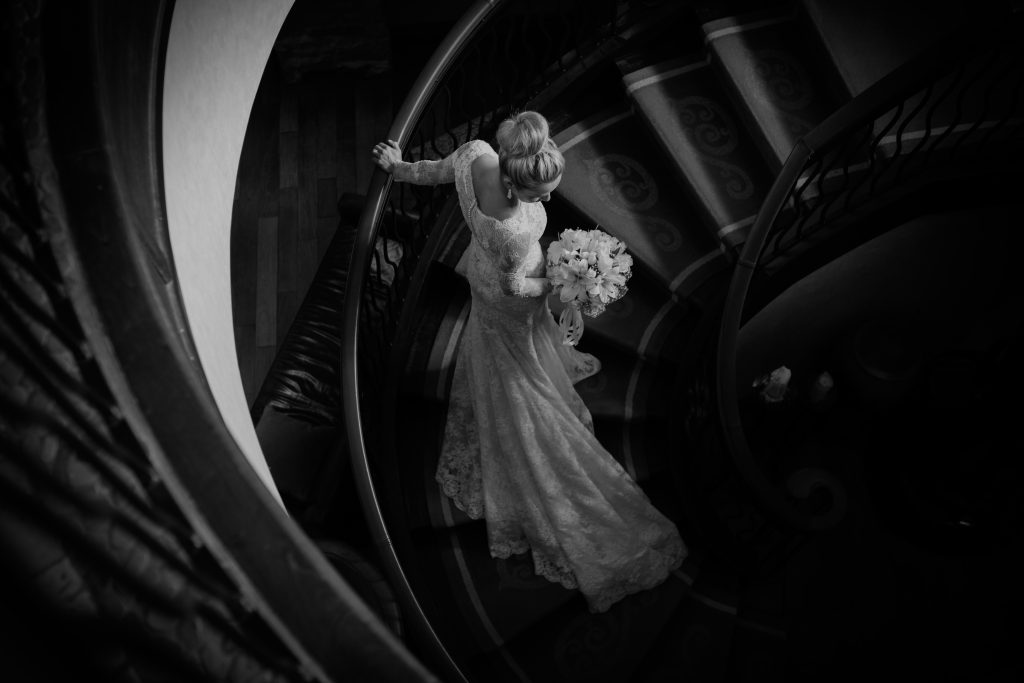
[[546, 227, 633, 346]]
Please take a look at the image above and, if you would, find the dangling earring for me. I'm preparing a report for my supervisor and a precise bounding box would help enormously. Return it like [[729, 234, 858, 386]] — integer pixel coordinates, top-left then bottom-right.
[[506, 186, 513, 200]]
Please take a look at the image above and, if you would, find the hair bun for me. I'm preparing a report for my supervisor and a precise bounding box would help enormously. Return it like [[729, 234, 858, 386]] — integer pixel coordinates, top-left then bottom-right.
[[495, 110, 564, 191], [496, 111, 550, 159]]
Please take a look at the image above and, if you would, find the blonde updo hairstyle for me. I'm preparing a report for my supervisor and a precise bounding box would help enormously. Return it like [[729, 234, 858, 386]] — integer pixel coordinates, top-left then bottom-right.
[[495, 111, 564, 192]]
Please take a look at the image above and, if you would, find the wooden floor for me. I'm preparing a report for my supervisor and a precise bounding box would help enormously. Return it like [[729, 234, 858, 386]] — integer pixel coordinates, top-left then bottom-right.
[[231, 57, 393, 407]]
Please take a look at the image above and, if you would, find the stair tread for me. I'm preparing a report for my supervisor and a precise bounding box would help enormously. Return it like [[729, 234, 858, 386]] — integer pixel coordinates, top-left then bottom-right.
[[800, 0, 972, 98], [622, 53, 775, 250], [703, 5, 849, 169], [552, 103, 730, 299]]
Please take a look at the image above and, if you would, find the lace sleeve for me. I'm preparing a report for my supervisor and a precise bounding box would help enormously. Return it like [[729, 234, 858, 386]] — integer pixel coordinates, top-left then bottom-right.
[[392, 139, 491, 186], [497, 231, 548, 298], [392, 150, 456, 185]]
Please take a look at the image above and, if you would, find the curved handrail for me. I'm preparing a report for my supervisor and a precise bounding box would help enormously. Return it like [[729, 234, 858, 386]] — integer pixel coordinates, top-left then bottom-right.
[[341, 2, 509, 680], [15, 2, 439, 681], [716, 9, 1024, 531]]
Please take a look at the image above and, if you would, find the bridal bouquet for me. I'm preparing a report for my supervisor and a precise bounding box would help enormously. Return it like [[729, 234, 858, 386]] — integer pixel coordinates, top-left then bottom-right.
[[546, 227, 633, 346]]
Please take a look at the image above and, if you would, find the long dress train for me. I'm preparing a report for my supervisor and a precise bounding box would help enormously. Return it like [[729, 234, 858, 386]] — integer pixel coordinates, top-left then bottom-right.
[[394, 139, 686, 613]]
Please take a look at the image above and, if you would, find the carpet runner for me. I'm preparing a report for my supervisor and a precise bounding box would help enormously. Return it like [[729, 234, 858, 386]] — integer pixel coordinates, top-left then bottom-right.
[[621, 54, 775, 251], [800, 0, 967, 98], [703, 7, 848, 169], [552, 103, 730, 300]]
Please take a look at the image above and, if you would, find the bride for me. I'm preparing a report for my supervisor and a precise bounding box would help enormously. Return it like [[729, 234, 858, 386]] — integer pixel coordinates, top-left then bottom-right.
[[372, 111, 685, 613]]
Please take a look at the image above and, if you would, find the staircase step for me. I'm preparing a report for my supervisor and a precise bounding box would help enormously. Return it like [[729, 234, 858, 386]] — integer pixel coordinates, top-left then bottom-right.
[[874, 29, 1024, 161], [552, 103, 730, 300], [703, 6, 849, 170], [800, 0, 971, 99], [621, 53, 775, 251], [799, 0, 1024, 174]]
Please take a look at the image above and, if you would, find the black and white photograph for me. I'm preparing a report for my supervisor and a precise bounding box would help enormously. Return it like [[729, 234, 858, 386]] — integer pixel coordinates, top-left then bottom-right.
[[2, 0, 1023, 681]]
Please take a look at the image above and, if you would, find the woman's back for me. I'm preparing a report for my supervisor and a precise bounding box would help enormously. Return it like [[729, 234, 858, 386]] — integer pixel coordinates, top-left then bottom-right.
[[453, 141, 548, 311]]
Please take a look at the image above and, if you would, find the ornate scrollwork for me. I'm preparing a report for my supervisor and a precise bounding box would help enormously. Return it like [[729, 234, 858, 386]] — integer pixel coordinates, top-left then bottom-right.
[[673, 96, 756, 201], [751, 49, 817, 139], [586, 153, 659, 216], [778, 111, 816, 139], [753, 49, 814, 112], [705, 157, 756, 201], [643, 216, 684, 252], [676, 96, 738, 157]]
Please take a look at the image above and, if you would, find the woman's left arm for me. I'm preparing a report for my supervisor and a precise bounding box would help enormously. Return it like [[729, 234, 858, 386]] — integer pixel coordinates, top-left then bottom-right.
[[373, 139, 456, 185], [497, 233, 552, 298]]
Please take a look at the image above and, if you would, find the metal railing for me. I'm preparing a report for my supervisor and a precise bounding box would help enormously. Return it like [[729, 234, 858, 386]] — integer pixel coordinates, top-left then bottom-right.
[[715, 10, 1024, 531]]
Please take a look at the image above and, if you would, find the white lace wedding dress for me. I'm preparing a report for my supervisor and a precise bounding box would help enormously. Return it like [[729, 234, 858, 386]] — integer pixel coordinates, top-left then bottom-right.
[[393, 139, 685, 613]]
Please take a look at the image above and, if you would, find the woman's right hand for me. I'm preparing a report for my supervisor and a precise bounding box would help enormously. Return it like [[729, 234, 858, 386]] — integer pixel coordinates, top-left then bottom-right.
[[372, 139, 402, 174]]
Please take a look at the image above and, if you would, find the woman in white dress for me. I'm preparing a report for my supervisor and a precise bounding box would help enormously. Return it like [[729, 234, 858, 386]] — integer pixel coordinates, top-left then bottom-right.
[[372, 111, 685, 613]]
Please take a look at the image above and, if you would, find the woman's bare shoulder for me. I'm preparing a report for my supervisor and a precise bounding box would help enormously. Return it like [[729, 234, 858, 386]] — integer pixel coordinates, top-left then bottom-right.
[[471, 157, 518, 223], [470, 151, 498, 185]]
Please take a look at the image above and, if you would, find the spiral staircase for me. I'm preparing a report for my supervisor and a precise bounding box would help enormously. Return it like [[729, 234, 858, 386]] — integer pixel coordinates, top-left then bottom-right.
[[2, 0, 1023, 682], [345, 0, 1024, 681]]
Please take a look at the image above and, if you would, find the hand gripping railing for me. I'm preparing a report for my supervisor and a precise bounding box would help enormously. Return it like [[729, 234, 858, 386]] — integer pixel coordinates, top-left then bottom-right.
[[716, 10, 1024, 532]]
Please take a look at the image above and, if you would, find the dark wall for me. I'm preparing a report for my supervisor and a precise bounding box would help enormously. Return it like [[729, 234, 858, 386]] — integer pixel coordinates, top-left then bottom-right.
[[735, 203, 1024, 398]]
